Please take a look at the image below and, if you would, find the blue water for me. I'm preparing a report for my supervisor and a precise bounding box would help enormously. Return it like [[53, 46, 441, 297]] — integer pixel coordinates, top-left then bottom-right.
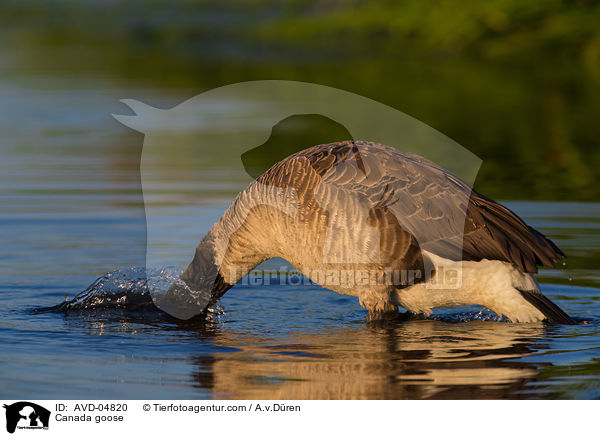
[[1, 80, 600, 399]]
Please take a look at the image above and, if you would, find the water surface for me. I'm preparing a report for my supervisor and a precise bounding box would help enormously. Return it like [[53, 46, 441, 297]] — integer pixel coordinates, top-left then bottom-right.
[[1, 80, 599, 400]]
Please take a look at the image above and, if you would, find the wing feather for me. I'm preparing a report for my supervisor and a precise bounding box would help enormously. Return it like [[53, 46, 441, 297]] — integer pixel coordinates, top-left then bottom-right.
[[287, 141, 563, 273]]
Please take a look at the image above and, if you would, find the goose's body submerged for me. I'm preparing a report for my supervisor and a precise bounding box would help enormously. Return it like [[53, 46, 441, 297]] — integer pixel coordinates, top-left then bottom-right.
[[179, 141, 574, 324]]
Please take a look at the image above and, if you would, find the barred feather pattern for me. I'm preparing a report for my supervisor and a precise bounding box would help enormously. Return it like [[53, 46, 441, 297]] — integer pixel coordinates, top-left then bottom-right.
[[180, 141, 569, 322]]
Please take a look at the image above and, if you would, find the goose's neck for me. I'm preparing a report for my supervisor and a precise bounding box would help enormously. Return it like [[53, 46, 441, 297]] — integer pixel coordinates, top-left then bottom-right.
[[179, 230, 220, 294], [180, 221, 272, 300]]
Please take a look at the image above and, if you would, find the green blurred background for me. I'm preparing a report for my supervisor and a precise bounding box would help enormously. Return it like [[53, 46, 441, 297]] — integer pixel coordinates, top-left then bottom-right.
[[1, 0, 600, 201]]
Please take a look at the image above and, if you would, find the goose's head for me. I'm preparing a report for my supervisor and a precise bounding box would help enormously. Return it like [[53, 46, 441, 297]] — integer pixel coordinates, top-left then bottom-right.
[[152, 238, 222, 321]]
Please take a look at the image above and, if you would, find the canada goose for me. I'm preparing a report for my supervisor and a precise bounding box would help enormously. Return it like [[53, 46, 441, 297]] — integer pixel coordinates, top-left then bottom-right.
[[174, 140, 575, 324]]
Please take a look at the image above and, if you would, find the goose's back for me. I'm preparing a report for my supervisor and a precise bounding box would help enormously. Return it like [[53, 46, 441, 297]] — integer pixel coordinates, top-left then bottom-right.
[[218, 141, 562, 278]]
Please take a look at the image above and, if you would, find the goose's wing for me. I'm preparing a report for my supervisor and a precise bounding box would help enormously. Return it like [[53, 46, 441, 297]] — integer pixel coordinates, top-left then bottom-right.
[[254, 143, 427, 283], [293, 141, 562, 273]]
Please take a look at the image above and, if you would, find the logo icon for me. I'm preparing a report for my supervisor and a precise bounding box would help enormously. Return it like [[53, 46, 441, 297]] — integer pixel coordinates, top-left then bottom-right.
[[3, 402, 50, 434], [113, 80, 481, 319]]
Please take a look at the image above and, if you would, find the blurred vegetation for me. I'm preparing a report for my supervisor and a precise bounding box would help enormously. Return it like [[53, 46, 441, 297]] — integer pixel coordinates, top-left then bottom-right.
[[1, 0, 600, 200]]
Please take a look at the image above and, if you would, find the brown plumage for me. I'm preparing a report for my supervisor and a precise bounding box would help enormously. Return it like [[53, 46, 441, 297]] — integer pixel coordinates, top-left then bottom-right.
[[276, 141, 564, 273], [177, 140, 572, 323]]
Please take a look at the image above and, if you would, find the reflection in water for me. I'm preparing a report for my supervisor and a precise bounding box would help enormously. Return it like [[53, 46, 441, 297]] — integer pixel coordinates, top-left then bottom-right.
[[55, 308, 549, 399], [194, 320, 545, 399], [47, 270, 594, 400], [30, 273, 598, 400]]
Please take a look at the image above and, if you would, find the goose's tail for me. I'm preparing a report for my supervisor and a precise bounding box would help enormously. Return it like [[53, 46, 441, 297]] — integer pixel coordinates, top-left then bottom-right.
[[517, 290, 577, 325]]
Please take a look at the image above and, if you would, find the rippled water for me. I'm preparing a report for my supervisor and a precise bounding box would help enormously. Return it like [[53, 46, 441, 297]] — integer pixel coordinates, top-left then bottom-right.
[[1, 80, 599, 399]]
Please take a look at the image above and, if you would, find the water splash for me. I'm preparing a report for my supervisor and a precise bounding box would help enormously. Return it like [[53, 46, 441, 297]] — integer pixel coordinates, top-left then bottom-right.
[[430, 307, 506, 323], [45, 266, 211, 318]]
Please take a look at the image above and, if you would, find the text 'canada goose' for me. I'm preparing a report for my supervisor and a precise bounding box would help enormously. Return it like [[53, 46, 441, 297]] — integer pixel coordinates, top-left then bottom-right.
[[163, 140, 575, 324]]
